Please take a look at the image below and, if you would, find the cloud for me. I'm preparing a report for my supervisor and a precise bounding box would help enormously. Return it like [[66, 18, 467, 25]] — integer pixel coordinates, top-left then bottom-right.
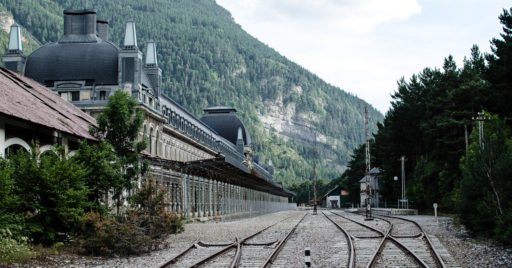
[[219, 0, 422, 32], [216, 0, 507, 113]]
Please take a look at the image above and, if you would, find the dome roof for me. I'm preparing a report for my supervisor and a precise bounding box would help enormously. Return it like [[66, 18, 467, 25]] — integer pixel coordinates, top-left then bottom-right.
[[24, 40, 119, 85], [200, 106, 251, 146]]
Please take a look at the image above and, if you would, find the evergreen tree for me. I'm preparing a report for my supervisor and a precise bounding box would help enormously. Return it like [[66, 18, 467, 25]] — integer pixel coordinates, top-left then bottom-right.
[[73, 140, 122, 215], [91, 90, 147, 212], [459, 114, 512, 244], [486, 8, 512, 121], [5, 146, 90, 244]]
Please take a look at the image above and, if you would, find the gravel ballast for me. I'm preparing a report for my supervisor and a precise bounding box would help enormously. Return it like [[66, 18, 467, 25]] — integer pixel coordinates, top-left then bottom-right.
[[10, 209, 512, 267]]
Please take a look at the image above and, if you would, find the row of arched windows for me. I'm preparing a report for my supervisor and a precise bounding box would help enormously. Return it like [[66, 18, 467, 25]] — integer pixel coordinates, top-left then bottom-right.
[[162, 105, 217, 149]]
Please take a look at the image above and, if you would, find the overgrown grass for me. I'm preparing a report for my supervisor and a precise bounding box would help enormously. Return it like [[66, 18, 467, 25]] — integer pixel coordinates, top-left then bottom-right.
[[0, 229, 33, 264]]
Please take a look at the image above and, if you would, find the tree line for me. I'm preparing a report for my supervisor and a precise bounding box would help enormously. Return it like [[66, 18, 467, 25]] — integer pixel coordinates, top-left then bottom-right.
[[328, 8, 512, 244]]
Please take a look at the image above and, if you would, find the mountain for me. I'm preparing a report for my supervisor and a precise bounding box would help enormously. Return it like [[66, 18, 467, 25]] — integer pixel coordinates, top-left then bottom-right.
[[0, 0, 383, 186], [0, 5, 39, 55]]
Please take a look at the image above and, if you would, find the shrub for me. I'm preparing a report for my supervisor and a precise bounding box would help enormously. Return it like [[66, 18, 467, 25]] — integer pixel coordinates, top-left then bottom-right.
[[78, 181, 184, 256], [6, 147, 91, 245], [0, 229, 33, 264], [78, 211, 150, 256], [129, 180, 184, 239]]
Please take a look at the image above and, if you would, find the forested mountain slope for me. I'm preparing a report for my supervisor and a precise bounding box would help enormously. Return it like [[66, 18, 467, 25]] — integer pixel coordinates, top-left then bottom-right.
[[0, 0, 383, 185]]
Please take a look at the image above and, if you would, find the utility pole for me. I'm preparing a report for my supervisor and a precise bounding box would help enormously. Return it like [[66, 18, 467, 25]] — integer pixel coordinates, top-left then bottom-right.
[[401, 156, 405, 201], [312, 132, 318, 215], [365, 105, 371, 174], [364, 105, 373, 220], [398, 155, 408, 209], [472, 112, 488, 149]]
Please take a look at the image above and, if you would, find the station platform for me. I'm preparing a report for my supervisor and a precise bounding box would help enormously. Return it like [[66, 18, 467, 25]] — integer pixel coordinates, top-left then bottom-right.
[[356, 208, 418, 215]]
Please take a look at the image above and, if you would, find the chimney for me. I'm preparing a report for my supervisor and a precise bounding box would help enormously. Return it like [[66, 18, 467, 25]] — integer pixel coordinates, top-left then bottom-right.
[[2, 24, 26, 74], [60, 9, 99, 43], [96, 19, 109, 41]]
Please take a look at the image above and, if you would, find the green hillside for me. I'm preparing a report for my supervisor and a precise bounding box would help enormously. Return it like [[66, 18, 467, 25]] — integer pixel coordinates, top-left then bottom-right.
[[0, 0, 383, 185], [0, 5, 39, 54]]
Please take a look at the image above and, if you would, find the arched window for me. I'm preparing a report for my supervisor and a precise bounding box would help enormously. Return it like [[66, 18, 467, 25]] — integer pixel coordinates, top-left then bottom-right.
[[155, 130, 160, 157], [143, 124, 147, 150], [4, 137, 31, 158], [149, 127, 153, 154]]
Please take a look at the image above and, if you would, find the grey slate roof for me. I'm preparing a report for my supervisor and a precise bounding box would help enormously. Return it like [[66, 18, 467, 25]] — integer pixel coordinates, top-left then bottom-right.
[[359, 174, 373, 183], [24, 40, 119, 86], [369, 167, 382, 175], [200, 106, 252, 146]]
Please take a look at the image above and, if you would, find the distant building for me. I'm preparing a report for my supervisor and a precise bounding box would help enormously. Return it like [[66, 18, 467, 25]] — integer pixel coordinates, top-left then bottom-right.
[[1, 9, 294, 219], [321, 185, 350, 208], [359, 167, 381, 208]]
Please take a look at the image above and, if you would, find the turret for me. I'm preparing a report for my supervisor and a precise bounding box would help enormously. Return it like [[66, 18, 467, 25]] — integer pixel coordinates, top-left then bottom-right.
[[2, 24, 26, 74], [236, 127, 244, 153], [268, 159, 274, 175], [144, 40, 162, 104], [118, 19, 143, 98]]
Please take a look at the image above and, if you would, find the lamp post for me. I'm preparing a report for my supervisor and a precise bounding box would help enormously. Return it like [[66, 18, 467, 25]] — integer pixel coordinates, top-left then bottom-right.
[[397, 156, 408, 209]]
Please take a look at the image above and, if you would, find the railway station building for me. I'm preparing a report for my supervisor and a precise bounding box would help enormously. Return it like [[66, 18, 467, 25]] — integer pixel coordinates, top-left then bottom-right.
[[1, 9, 295, 219], [359, 167, 381, 208], [321, 185, 350, 208]]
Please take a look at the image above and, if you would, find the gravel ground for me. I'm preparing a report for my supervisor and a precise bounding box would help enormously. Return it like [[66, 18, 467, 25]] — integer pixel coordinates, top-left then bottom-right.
[[7, 209, 512, 267], [400, 214, 512, 268], [10, 210, 303, 268]]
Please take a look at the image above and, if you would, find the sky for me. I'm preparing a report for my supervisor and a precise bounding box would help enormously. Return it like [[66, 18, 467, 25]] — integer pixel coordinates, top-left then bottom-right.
[[216, 0, 510, 114]]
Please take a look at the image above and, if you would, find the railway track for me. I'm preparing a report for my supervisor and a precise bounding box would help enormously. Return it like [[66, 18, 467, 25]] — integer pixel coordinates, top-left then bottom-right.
[[158, 209, 458, 268], [158, 212, 306, 267], [268, 210, 354, 267], [333, 210, 448, 268], [325, 211, 384, 267]]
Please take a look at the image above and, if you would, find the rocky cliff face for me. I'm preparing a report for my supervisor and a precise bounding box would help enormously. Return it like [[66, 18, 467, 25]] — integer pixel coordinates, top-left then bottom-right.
[[259, 92, 348, 174]]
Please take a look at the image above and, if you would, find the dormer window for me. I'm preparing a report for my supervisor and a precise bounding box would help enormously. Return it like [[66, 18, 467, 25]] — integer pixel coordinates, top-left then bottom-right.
[[99, 91, 106, 100], [149, 97, 153, 107], [71, 91, 80, 101]]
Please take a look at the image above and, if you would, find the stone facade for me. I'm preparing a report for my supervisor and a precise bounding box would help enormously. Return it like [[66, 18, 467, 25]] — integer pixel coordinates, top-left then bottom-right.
[[2, 9, 295, 219]]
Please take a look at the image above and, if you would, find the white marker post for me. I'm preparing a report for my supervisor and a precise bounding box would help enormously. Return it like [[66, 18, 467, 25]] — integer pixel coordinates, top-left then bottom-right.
[[305, 247, 311, 267], [433, 203, 438, 223]]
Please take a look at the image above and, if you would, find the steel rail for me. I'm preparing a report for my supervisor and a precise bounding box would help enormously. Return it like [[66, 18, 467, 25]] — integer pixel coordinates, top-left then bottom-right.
[[260, 213, 307, 268], [158, 239, 199, 267], [322, 211, 356, 268], [377, 214, 447, 268], [329, 211, 429, 268], [189, 214, 303, 267], [230, 238, 241, 268]]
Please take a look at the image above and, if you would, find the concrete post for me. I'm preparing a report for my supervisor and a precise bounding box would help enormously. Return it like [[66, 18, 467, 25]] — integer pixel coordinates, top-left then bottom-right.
[[219, 182, 223, 216], [183, 175, 189, 217], [201, 177, 205, 217], [208, 179, 212, 217]]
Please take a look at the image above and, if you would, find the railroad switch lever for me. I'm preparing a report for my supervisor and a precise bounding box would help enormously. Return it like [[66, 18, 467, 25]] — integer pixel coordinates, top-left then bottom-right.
[[305, 247, 311, 267]]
